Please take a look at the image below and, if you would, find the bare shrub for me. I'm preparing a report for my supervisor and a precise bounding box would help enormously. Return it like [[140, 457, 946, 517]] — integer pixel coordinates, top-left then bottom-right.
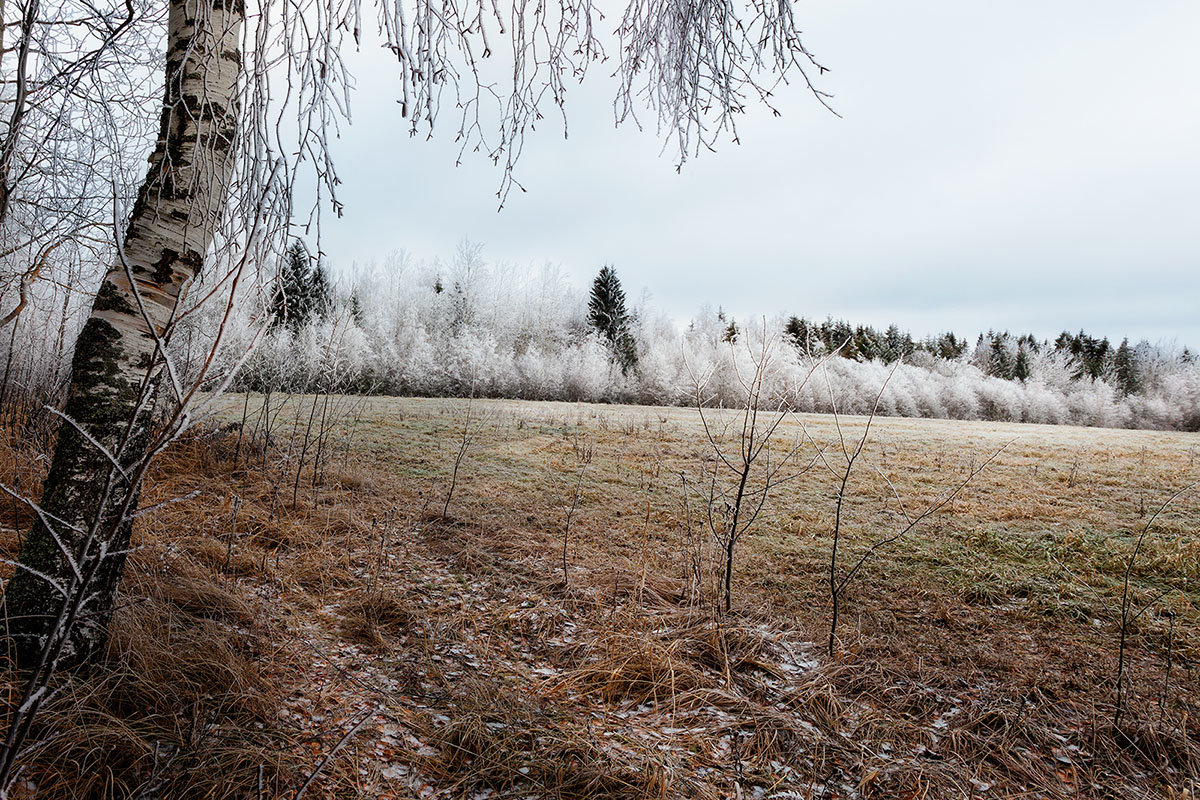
[[688, 329, 821, 613]]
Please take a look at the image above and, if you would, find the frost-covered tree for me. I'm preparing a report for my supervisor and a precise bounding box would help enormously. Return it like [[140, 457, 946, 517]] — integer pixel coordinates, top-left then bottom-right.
[[199, 259, 1200, 435], [218, 250, 1200, 432], [1, 0, 249, 666]]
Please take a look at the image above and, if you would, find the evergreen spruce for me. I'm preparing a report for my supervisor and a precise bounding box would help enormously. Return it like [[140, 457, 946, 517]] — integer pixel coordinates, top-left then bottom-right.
[[987, 332, 1015, 379], [934, 332, 966, 360], [587, 265, 638, 373], [854, 326, 878, 361], [784, 316, 812, 352], [270, 240, 312, 330], [823, 318, 854, 358], [722, 319, 740, 344], [882, 324, 912, 362], [309, 260, 332, 319], [269, 241, 332, 330], [1113, 338, 1141, 396], [1055, 329, 1112, 380], [1013, 345, 1031, 382]]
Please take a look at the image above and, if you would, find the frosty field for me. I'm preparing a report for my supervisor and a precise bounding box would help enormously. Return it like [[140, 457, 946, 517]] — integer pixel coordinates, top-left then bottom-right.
[[4, 395, 1198, 797]]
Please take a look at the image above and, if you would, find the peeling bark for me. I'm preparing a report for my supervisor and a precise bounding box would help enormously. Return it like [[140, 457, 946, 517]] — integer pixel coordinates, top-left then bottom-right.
[[2, 0, 243, 667]]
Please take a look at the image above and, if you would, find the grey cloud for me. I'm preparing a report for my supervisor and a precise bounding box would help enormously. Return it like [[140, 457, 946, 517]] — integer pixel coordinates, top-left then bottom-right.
[[317, 0, 1200, 346]]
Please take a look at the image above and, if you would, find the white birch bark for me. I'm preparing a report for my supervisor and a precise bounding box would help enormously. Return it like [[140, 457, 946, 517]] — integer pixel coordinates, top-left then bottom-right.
[[3, 0, 244, 666]]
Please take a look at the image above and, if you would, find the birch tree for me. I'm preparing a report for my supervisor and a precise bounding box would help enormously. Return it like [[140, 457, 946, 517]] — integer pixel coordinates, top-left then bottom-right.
[[2, 0, 244, 665], [1, 0, 834, 667]]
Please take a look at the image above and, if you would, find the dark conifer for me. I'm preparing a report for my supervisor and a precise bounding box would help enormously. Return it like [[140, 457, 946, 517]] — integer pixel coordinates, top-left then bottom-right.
[[722, 319, 740, 344], [1113, 338, 1140, 396], [308, 260, 332, 319], [270, 240, 314, 330], [587, 265, 638, 373], [1013, 345, 1031, 382], [784, 316, 812, 352], [988, 332, 1015, 379]]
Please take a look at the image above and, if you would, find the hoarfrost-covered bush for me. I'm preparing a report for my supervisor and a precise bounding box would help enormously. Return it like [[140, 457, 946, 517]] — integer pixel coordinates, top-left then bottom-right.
[[562, 338, 616, 402], [63, 245, 1200, 433]]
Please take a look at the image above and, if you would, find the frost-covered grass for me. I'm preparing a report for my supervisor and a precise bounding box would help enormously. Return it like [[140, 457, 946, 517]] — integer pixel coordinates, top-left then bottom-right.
[[345, 396, 1200, 641], [344, 396, 1200, 795], [4, 397, 1198, 797]]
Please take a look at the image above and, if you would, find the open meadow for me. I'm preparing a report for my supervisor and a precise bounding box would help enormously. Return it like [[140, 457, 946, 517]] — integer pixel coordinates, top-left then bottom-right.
[[3, 396, 1198, 798]]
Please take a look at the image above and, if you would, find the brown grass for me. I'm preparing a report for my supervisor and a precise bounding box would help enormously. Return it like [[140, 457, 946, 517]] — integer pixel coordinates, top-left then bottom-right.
[[2, 395, 1198, 798], [338, 586, 415, 647]]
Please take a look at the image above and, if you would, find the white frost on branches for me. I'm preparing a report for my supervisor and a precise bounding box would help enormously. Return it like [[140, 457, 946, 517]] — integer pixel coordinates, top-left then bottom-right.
[[162, 246, 1200, 432]]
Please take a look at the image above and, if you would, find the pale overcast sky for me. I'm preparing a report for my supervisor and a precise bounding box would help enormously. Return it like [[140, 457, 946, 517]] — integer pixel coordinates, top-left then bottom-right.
[[315, 1, 1200, 347]]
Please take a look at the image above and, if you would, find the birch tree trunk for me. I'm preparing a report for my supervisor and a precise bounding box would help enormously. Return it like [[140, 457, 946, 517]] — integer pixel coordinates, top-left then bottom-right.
[[2, 0, 243, 667]]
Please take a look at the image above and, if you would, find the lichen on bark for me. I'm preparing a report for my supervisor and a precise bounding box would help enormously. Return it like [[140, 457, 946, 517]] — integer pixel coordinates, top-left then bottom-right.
[[1, 0, 243, 668], [1, 316, 147, 664]]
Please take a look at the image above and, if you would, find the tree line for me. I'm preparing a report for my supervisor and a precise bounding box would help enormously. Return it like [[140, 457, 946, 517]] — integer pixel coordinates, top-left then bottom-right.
[[138, 243, 1196, 432], [781, 315, 1177, 399], [5, 241, 1195, 434]]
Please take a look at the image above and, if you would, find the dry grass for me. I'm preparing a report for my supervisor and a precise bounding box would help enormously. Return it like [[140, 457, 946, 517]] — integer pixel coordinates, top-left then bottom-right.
[[338, 586, 415, 647], [2, 395, 1198, 798], [333, 396, 1200, 798], [0, 418, 374, 798]]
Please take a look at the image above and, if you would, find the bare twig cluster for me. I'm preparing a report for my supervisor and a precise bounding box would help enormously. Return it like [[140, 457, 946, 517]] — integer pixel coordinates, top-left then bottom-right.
[[1113, 482, 1196, 727], [688, 328, 821, 613], [442, 392, 489, 519], [811, 360, 1010, 655], [550, 432, 592, 588]]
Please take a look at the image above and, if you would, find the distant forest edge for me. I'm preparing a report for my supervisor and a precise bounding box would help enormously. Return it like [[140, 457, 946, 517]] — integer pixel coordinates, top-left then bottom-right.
[[4, 243, 1198, 431]]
